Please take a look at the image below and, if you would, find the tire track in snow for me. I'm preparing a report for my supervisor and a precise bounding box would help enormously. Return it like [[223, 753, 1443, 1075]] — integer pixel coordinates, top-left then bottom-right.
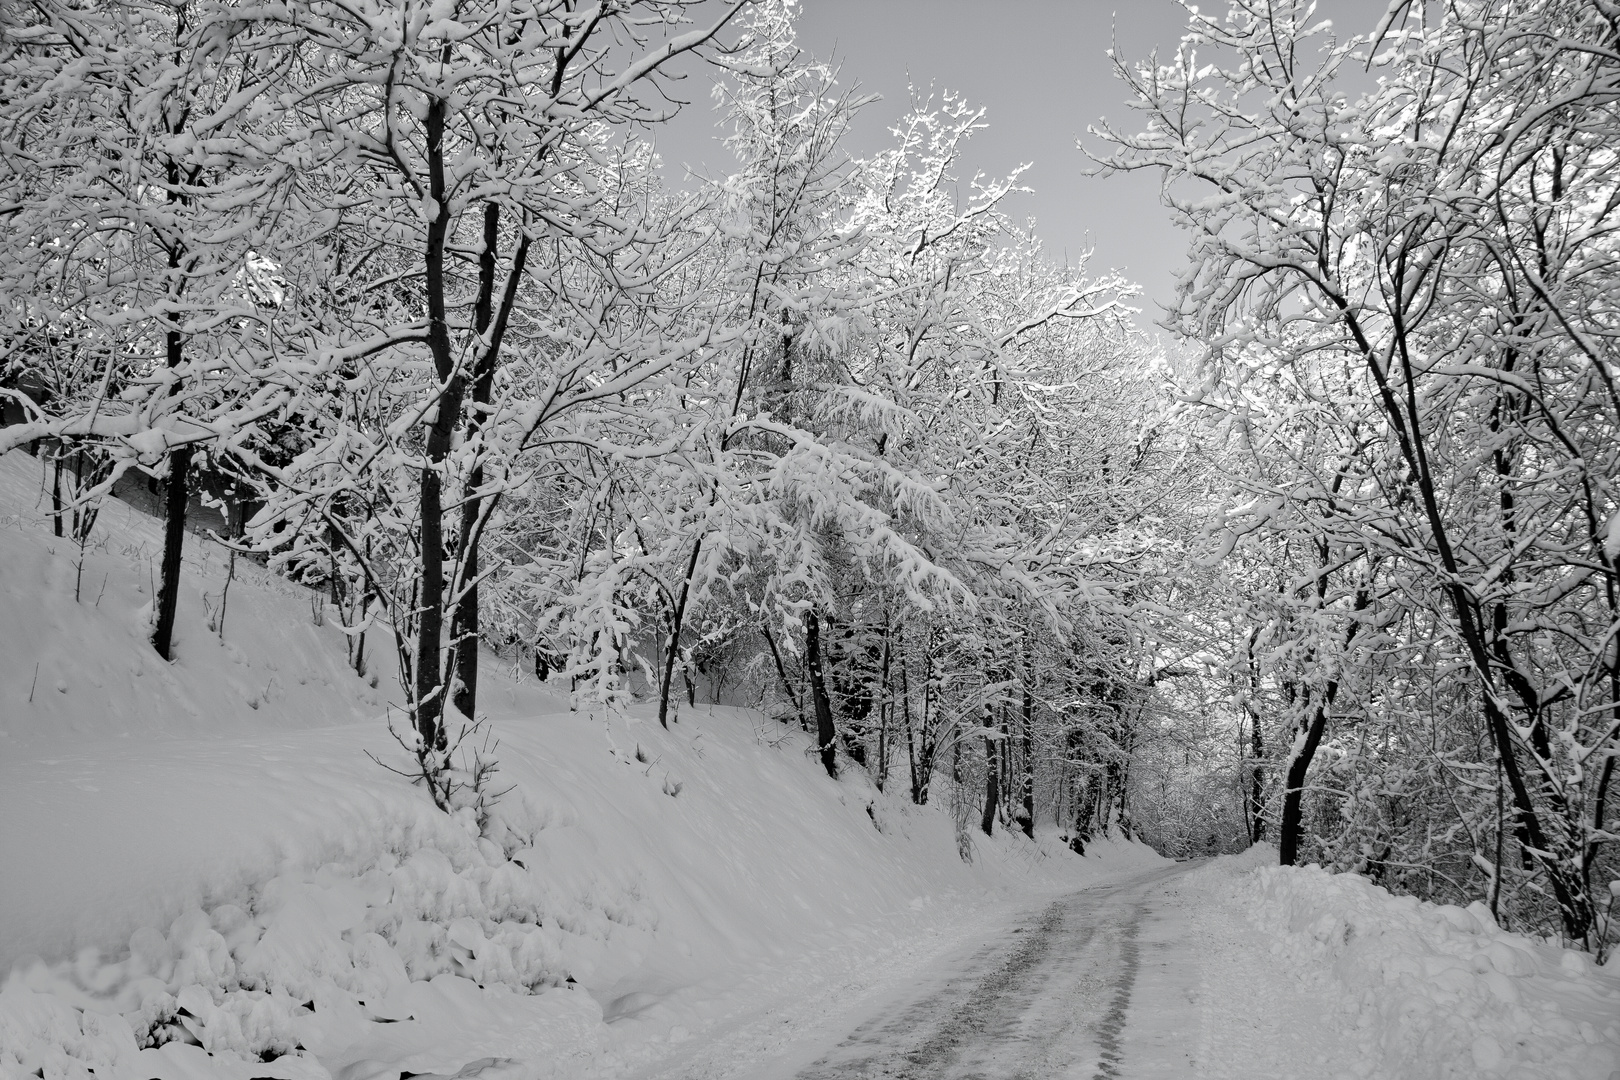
[[887, 898, 1076, 1076], [1092, 904, 1142, 1079], [790, 897, 1078, 1078], [789, 864, 1185, 1079]]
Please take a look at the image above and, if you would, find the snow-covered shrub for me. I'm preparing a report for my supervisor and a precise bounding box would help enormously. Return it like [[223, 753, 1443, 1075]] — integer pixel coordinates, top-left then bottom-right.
[[0, 794, 649, 1077]]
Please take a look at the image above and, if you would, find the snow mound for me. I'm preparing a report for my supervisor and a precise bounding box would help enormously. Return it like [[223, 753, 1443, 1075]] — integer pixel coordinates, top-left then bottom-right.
[[1192, 847, 1620, 1080], [2, 794, 609, 1080]]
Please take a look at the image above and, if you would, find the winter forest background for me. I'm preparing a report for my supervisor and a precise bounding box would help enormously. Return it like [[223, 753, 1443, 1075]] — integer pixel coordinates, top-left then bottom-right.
[[2, 0, 1616, 961]]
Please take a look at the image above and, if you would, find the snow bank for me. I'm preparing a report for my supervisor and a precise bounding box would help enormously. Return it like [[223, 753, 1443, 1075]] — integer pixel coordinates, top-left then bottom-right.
[[1189, 847, 1620, 1080], [0, 449, 1163, 1079], [2, 793, 609, 1080]]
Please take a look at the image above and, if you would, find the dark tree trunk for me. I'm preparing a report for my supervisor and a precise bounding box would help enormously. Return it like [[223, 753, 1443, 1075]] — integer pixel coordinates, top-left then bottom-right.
[[1278, 698, 1330, 866], [350, 589, 370, 679], [1065, 725, 1086, 853], [1020, 673, 1036, 839], [999, 709, 1012, 829], [875, 617, 891, 791], [1279, 581, 1366, 865], [1248, 716, 1266, 843], [827, 614, 871, 767], [449, 206, 530, 725], [1115, 755, 1134, 840], [761, 618, 806, 729], [1071, 772, 1097, 855], [50, 452, 64, 538], [805, 608, 838, 778], [449, 509, 480, 723], [657, 536, 704, 728], [1243, 626, 1267, 843], [1103, 758, 1123, 837], [914, 639, 938, 805], [151, 444, 193, 661], [150, 221, 192, 663], [1587, 741, 1615, 900], [416, 446, 455, 749], [903, 653, 922, 803], [980, 703, 999, 836], [414, 94, 461, 752]]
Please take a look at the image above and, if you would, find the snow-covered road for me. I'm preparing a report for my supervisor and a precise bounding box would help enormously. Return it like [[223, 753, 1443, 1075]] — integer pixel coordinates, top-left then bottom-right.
[[632, 859, 1371, 1080], [789, 861, 1192, 1079]]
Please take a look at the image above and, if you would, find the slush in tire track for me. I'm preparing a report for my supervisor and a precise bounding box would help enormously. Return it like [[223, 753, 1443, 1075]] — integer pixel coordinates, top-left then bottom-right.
[[1091, 905, 1142, 1080]]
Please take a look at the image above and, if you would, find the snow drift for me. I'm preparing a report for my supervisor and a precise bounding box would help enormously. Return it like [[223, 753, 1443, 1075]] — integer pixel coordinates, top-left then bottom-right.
[[1189, 847, 1620, 1080]]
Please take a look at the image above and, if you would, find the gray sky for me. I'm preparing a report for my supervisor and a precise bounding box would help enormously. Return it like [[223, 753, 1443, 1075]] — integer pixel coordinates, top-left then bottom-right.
[[651, 0, 1389, 332]]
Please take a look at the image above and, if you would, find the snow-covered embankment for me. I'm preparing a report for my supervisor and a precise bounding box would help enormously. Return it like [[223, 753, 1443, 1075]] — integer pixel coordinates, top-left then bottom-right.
[[0, 449, 1156, 1079]]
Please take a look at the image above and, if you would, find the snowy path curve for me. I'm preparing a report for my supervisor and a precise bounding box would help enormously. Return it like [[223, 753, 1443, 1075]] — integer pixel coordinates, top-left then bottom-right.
[[790, 862, 1182, 1080], [633, 860, 1371, 1080]]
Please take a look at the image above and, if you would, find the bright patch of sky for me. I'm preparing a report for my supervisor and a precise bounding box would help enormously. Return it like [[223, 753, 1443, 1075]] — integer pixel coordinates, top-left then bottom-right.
[[649, 0, 1391, 335]]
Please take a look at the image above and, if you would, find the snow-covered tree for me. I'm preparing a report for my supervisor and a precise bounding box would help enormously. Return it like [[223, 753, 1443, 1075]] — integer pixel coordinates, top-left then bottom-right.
[[1100, 0, 1620, 948], [1, 0, 300, 658], [224, 0, 746, 773]]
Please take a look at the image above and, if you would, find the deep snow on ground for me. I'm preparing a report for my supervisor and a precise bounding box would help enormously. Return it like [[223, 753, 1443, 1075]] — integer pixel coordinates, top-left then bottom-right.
[[0, 450, 1161, 1080], [1180, 848, 1620, 1079], [3, 447, 1618, 1080]]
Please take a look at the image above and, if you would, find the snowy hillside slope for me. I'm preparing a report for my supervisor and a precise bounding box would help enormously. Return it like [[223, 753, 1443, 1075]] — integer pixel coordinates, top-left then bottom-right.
[[0, 449, 1160, 1080], [0, 457, 388, 750], [1187, 848, 1620, 1080]]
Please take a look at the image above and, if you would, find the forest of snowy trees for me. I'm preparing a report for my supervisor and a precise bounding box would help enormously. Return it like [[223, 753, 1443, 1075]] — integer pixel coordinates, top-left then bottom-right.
[[2, 0, 1616, 957]]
